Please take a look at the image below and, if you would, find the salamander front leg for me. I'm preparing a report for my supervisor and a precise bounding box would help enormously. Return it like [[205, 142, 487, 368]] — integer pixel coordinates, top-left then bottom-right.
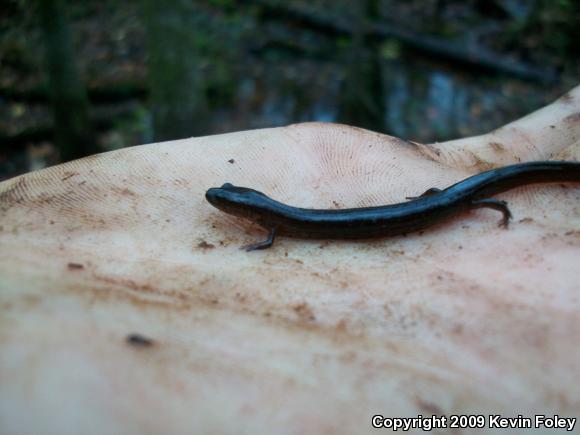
[[470, 198, 512, 228], [242, 228, 277, 251], [406, 187, 442, 200]]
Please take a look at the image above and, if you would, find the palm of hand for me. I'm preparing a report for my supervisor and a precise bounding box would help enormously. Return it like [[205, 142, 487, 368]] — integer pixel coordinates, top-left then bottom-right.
[[0, 87, 579, 434]]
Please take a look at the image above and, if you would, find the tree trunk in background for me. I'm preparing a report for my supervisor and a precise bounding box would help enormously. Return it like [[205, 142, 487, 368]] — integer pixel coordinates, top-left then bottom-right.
[[142, 0, 210, 142], [38, 0, 97, 161], [337, 0, 385, 132]]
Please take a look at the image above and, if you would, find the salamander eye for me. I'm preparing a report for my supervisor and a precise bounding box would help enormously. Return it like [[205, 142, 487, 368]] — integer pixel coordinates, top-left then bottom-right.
[[221, 183, 234, 189]]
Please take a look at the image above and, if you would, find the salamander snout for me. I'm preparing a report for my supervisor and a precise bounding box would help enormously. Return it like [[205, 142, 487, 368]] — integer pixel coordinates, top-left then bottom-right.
[[206, 183, 268, 214], [205, 187, 228, 207], [205, 184, 248, 210], [206, 184, 268, 221]]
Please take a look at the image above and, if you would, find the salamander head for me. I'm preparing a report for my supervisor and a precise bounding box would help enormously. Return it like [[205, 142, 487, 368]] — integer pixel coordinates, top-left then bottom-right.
[[205, 183, 271, 220]]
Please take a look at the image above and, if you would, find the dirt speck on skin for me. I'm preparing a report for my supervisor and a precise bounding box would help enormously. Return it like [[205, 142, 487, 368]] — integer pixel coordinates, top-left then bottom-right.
[[559, 92, 575, 104], [112, 186, 138, 197], [563, 112, 580, 126], [61, 172, 79, 181], [197, 240, 215, 249], [415, 398, 444, 416], [451, 323, 464, 335], [228, 158, 235, 164], [126, 333, 155, 348], [418, 143, 441, 160], [293, 302, 316, 322], [67, 262, 84, 270], [469, 152, 496, 171], [234, 292, 247, 303], [93, 273, 158, 295], [335, 319, 348, 333], [489, 142, 506, 152]]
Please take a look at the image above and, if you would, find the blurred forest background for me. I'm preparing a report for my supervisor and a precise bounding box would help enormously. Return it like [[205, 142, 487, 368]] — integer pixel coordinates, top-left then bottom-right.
[[0, 0, 579, 179]]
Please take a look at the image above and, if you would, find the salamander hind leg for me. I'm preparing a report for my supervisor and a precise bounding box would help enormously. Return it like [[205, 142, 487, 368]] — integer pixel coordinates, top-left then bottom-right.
[[242, 228, 277, 251], [406, 187, 442, 200], [470, 198, 512, 228]]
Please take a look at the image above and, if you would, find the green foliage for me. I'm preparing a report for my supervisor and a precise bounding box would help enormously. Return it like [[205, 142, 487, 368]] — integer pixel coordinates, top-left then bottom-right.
[[502, 0, 580, 61], [380, 39, 400, 60], [336, 36, 352, 49], [206, 0, 235, 7]]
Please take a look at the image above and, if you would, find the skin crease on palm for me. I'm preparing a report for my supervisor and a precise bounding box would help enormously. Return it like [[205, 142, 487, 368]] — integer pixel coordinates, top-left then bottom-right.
[[0, 85, 579, 435]]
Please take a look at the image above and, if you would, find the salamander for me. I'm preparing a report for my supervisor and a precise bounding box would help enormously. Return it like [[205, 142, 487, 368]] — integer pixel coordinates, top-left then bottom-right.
[[205, 161, 580, 251]]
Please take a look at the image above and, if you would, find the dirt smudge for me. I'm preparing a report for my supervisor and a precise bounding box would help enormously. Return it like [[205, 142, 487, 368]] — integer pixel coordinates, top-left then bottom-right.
[[67, 262, 85, 270], [489, 142, 506, 152], [112, 186, 138, 197], [197, 240, 215, 250], [293, 302, 316, 322], [563, 112, 580, 126], [61, 172, 79, 181], [416, 398, 444, 415], [126, 333, 155, 348], [468, 152, 496, 171], [559, 92, 575, 104]]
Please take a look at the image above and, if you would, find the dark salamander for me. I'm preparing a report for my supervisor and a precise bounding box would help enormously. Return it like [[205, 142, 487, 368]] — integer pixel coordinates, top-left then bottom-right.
[[205, 161, 580, 251]]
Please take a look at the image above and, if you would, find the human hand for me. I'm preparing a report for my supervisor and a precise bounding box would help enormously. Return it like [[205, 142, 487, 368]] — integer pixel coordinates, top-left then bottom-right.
[[0, 86, 578, 434]]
